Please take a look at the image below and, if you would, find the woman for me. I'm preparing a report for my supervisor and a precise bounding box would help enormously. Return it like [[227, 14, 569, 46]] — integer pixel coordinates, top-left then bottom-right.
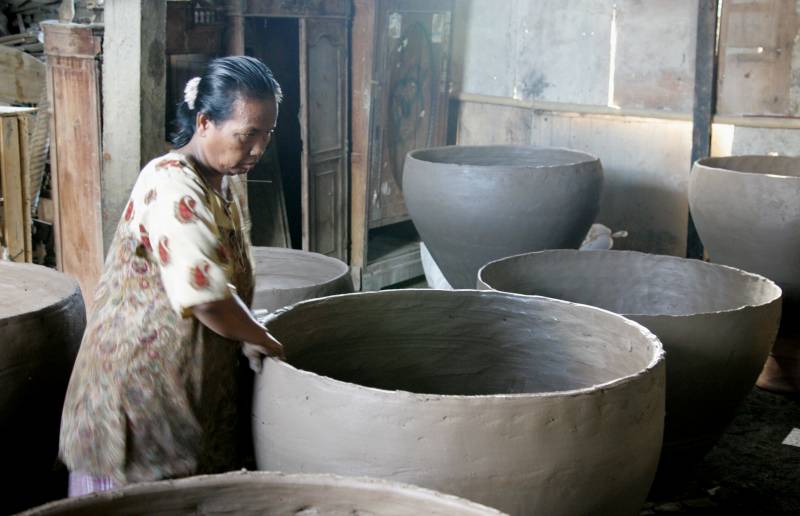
[[59, 56, 284, 496]]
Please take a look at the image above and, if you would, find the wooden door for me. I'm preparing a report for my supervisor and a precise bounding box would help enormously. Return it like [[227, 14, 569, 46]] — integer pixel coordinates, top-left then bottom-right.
[[299, 18, 349, 260], [44, 23, 105, 310], [368, 0, 453, 227]]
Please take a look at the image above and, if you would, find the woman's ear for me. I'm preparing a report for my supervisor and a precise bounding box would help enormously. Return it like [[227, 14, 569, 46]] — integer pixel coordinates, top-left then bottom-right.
[[196, 112, 211, 137]]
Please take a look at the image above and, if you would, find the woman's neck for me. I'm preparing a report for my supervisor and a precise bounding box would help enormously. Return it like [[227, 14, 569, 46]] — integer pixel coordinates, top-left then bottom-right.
[[177, 141, 225, 195]]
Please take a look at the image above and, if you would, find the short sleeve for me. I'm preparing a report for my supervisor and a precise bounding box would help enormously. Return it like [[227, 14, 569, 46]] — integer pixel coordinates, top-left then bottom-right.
[[139, 160, 234, 316]]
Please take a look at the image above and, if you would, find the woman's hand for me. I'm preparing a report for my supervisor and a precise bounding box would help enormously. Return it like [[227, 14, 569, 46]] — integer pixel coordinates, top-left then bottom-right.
[[192, 294, 285, 361], [243, 332, 285, 373]]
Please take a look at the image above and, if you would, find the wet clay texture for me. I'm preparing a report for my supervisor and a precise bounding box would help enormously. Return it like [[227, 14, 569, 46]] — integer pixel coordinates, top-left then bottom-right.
[[690, 156, 800, 305], [0, 262, 86, 514], [690, 156, 800, 392], [478, 250, 782, 475], [402, 145, 603, 288], [253, 289, 665, 515], [19, 471, 505, 515], [251, 247, 352, 313]]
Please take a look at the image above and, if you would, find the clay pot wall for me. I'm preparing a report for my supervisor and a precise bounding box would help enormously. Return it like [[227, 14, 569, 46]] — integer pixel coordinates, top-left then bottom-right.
[[478, 250, 781, 472], [0, 262, 86, 513], [253, 289, 664, 515], [403, 145, 603, 288]]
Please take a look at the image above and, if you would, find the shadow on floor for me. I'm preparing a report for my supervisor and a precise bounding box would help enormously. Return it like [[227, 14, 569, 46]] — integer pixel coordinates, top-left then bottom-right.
[[644, 388, 800, 515]]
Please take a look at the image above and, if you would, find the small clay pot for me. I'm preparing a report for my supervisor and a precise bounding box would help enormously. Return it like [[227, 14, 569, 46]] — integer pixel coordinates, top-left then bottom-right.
[[253, 289, 664, 515], [403, 145, 603, 288], [251, 247, 352, 312], [20, 471, 504, 515], [0, 262, 86, 513], [478, 250, 782, 474]]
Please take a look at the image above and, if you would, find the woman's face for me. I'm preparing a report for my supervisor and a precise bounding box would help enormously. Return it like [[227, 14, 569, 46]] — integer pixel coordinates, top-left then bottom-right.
[[196, 95, 278, 176]]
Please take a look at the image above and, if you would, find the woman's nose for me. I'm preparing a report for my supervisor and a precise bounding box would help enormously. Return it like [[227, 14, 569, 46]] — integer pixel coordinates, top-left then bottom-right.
[[250, 133, 272, 157]]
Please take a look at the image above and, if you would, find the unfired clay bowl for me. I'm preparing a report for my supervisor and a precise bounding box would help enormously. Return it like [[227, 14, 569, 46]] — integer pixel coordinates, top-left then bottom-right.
[[251, 246, 352, 313], [253, 289, 665, 515], [690, 156, 800, 393], [402, 145, 603, 288], [690, 156, 800, 304], [0, 262, 86, 513], [478, 250, 782, 473], [20, 471, 505, 515]]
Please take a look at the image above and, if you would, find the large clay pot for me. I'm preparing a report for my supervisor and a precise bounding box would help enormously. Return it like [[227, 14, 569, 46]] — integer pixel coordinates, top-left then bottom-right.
[[0, 262, 86, 514], [403, 145, 603, 288], [478, 250, 782, 474], [251, 247, 352, 312], [253, 290, 665, 515], [20, 471, 504, 515], [690, 156, 800, 393]]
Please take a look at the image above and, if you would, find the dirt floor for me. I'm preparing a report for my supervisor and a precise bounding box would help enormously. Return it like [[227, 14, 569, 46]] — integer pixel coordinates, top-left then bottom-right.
[[643, 388, 800, 515]]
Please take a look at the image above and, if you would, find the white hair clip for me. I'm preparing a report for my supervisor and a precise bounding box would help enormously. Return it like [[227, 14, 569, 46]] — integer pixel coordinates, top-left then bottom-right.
[[184, 77, 201, 110]]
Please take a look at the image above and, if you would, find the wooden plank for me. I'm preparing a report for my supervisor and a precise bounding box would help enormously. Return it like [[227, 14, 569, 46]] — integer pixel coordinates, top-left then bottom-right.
[[46, 24, 104, 310], [716, 0, 797, 116], [42, 21, 102, 58], [37, 197, 55, 224], [350, 0, 377, 276], [688, 0, 718, 259], [0, 116, 27, 262], [0, 46, 46, 104], [18, 113, 31, 262]]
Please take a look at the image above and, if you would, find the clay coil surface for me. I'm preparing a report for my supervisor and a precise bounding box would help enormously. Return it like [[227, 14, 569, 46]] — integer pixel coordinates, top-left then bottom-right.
[[254, 289, 664, 515], [478, 249, 782, 472]]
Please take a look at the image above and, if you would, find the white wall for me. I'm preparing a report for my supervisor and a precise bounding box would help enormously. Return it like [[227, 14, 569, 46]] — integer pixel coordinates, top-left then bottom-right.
[[455, 0, 699, 255]]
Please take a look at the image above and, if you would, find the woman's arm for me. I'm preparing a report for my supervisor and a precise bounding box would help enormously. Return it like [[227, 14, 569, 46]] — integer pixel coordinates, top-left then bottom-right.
[[192, 294, 285, 359]]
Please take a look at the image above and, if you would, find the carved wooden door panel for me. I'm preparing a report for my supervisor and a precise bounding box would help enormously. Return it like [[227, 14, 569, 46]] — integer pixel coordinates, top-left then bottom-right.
[[299, 18, 349, 260], [369, 1, 453, 227]]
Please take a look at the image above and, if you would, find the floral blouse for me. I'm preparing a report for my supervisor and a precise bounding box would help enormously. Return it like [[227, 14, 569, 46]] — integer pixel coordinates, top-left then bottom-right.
[[59, 152, 254, 483]]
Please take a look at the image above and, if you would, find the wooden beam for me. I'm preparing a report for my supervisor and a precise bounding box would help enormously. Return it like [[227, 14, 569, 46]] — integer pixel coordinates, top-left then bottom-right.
[[688, 0, 719, 259]]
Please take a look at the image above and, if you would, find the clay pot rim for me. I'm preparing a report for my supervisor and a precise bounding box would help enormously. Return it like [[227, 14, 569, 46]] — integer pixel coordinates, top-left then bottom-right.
[[694, 155, 800, 180], [477, 249, 783, 319], [261, 289, 665, 401], [406, 144, 600, 171], [0, 262, 82, 323], [251, 246, 351, 292], [19, 470, 506, 515]]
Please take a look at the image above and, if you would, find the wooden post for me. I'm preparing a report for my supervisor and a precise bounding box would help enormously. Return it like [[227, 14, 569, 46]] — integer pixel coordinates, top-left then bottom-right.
[[688, 0, 718, 259], [349, 0, 377, 289], [102, 0, 167, 252], [0, 107, 35, 262]]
